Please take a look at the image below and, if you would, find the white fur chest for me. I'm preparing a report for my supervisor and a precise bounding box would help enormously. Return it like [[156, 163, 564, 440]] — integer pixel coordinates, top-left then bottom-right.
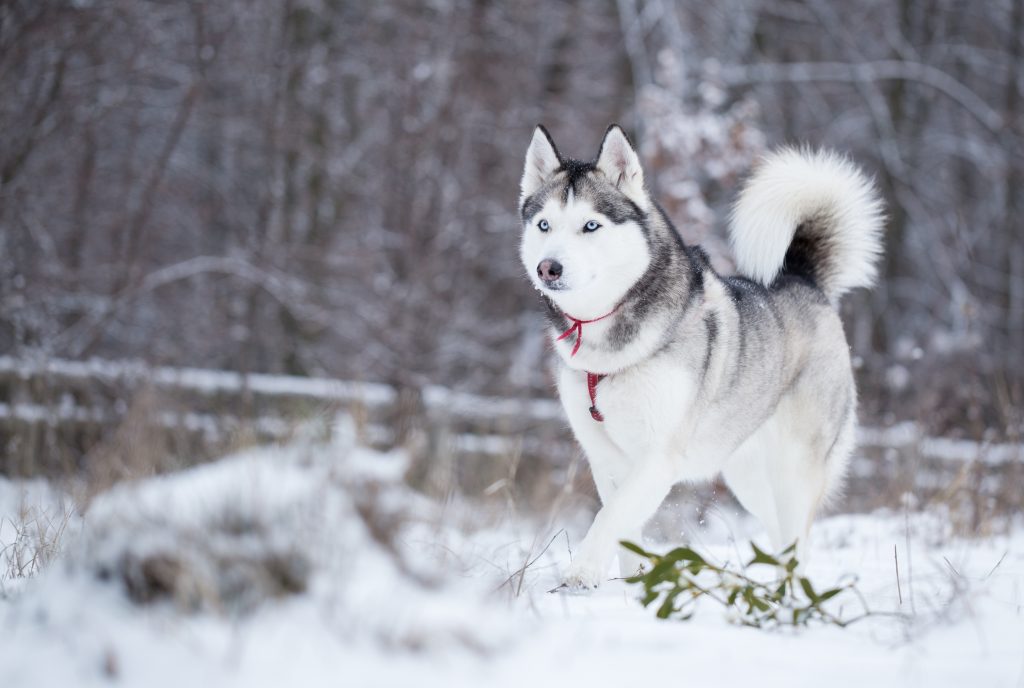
[[558, 354, 699, 473]]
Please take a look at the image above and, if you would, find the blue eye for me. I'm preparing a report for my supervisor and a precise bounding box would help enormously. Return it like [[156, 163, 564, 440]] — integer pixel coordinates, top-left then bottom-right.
[[583, 220, 601, 232], [538, 219, 550, 232]]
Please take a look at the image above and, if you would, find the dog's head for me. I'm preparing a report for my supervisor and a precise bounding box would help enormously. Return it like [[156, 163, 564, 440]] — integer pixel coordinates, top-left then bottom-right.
[[518, 125, 652, 319]]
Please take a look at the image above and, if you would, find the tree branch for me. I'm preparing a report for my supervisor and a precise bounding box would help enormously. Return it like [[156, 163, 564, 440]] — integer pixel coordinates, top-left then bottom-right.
[[716, 59, 1003, 133]]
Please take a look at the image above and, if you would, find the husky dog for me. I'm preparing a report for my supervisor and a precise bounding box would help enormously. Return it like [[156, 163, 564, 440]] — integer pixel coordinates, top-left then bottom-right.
[[518, 125, 884, 589]]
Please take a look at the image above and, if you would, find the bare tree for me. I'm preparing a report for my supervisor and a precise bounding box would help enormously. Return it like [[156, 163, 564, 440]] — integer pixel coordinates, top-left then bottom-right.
[[1, 0, 1020, 438]]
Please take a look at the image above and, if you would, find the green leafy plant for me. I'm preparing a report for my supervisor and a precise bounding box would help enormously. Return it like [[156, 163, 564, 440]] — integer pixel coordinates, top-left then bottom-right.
[[620, 540, 872, 628]]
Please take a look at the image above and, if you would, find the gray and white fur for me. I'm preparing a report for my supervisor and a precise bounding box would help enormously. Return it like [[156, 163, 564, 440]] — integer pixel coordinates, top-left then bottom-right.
[[518, 125, 884, 589]]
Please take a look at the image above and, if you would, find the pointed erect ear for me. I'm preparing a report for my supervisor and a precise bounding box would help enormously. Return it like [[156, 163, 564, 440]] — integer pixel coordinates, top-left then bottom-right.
[[520, 125, 561, 204], [596, 125, 647, 207]]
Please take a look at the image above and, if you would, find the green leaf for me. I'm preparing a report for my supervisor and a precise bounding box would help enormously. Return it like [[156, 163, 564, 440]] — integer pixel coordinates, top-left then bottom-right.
[[646, 558, 681, 584], [742, 587, 756, 613], [656, 590, 682, 619], [640, 589, 660, 607], [748, 542, 780, 567], [799, 577, 820, 603], [663, 546, 707, 566], [818, 588, 843, 602], [620, 540, 653, 559]]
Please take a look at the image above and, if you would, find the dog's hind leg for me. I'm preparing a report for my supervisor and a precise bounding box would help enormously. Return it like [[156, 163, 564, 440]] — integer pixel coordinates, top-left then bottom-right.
[[725, 408, 836, 569], [766, 387, 855, 568], [722, 429, 783, 551], [765, 436, 827, 568]]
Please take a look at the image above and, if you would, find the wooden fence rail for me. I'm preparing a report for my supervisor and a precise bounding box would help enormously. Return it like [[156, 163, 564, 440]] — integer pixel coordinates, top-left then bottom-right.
[[1, 357, 1021, 515]]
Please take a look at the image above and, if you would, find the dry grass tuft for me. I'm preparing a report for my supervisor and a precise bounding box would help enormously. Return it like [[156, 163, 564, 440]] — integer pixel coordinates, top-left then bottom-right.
[[1, 494, 77, 592]]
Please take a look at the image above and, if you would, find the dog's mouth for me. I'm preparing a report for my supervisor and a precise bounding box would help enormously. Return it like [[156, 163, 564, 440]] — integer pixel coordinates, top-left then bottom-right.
[[540, 279, 567, 292]]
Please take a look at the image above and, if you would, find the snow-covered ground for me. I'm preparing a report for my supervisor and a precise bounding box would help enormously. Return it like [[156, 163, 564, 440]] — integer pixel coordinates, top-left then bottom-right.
[[0, 432, 1021, 688]]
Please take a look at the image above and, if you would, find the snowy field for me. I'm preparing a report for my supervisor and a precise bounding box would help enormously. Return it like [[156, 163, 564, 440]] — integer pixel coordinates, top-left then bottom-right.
[[1, 431, 1021, 688]]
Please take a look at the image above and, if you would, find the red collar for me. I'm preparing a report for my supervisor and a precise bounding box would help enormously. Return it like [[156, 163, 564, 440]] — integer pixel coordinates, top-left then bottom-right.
[[556, 306, 618, 422], [586, 372, 607, 422], [555, 306, 619, 357]]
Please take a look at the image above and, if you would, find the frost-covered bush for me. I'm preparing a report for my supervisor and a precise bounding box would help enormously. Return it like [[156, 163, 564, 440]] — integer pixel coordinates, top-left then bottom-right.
[[637, 49, 765, 271], [27, 426, 503, 649]]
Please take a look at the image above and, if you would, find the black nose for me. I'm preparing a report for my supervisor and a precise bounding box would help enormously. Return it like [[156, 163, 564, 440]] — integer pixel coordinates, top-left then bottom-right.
[[537, 259, 563, 283]]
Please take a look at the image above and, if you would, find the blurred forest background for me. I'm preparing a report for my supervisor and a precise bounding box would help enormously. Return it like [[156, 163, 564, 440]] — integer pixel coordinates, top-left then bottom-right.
[[1, 0, 1022, 486]]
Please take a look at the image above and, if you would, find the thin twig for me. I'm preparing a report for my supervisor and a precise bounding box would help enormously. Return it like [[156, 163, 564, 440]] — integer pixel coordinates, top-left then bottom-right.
[[894, 544, 903, 606], [984, 550, 1008, 580], [495, 528, 565, 595]]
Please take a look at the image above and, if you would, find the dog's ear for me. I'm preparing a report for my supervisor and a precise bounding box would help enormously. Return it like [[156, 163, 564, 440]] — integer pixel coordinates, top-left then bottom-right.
[[596, 125, 647, 207], [520, 125, 561, 204]]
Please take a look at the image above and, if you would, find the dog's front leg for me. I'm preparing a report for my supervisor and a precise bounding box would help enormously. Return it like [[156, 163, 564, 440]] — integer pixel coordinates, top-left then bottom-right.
[[562, 456, 675, 589]]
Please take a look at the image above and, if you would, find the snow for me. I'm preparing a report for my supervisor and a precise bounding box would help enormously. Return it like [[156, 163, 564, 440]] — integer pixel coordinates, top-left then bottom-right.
[[0, 437, 1022, 687]]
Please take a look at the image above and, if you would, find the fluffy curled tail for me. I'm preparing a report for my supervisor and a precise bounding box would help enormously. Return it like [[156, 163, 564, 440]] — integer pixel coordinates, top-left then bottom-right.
[[728, 147, 885, 305]]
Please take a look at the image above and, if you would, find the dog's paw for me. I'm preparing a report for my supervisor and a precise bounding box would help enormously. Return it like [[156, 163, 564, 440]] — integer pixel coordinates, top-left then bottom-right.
[[552, 563, 605, 593]]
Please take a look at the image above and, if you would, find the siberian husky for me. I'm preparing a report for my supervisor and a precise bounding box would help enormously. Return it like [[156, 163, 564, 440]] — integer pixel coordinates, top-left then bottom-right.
[[518, 125, 884, 589]]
